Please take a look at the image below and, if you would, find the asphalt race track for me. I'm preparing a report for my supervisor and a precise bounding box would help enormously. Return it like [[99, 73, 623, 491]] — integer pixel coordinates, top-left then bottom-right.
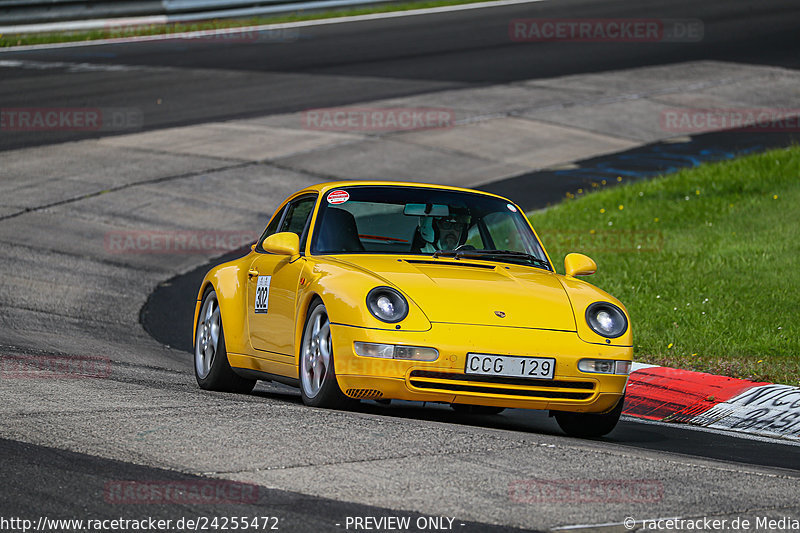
[[141, 144, 800, 473], [2, 0, 800, 531], [2, 0, 800, 151]]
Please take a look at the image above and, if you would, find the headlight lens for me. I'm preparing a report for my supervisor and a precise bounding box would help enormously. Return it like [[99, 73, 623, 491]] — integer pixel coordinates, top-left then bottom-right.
[[578, 359, 632, 375], [366, 287, 409, 323], [354, 342, 438, 361], [585, 302, 628, 338]]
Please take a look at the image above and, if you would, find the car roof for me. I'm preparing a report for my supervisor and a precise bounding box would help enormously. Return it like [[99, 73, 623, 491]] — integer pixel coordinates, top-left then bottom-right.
[[293, 180, 511, 202]]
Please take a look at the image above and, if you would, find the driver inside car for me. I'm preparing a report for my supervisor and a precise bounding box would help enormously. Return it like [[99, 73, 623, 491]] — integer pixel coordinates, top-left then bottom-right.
[[415, 216, 468, 253]]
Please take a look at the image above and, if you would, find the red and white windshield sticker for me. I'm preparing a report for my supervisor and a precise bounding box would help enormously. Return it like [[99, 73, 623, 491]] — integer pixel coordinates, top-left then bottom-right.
[[326, 190, 350, 204]]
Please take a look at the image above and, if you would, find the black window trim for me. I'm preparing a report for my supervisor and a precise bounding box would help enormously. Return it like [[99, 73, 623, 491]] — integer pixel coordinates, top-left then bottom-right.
[[255, 193, 318, 255]]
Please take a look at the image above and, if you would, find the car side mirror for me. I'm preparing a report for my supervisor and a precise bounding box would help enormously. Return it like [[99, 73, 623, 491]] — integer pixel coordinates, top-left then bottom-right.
[[564, 253, 597, 277], [262, 232, 300, 257]]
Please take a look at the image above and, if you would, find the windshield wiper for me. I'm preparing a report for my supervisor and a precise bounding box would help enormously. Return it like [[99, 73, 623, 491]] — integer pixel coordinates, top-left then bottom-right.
[[432, 249, 551, 270]]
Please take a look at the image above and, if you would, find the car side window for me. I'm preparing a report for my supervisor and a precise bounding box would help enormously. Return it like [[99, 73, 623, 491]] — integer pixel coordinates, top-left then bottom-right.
[[256, 196, 317, 253], [255, 204, 288, 252], [265, 206, 287, 237], [257, 196, 317, 253], [280, 197, 316, 236]]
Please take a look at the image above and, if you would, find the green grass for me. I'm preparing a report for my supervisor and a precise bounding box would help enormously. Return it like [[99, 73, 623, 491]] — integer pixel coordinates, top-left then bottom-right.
[[0, 0, 495, 48], [527, 146, 800, 386]]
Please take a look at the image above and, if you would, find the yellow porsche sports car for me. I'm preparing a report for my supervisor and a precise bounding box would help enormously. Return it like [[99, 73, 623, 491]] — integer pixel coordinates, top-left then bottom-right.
[[193, 181, 632, 437]]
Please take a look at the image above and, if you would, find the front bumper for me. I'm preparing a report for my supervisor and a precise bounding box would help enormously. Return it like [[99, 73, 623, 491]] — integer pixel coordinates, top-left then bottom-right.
[[331, 322, 631, 413]]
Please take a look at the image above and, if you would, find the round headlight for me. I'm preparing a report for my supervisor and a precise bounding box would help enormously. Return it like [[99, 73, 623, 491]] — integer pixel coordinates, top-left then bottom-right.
[[366, 287, 409, 323], [585, 302, 628, 338]]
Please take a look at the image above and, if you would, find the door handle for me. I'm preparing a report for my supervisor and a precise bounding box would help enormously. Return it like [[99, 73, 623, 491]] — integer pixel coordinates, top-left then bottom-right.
[[248, 269, 259, 278]]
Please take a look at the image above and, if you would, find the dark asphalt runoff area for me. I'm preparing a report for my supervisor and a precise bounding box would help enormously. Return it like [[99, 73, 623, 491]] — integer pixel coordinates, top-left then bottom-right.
[[1, 0, 799, 151], [3, 0, 800, 528], [0, 437, 539, 532]]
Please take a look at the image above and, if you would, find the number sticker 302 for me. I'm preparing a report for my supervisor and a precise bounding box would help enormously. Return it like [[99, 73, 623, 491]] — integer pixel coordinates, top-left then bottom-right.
[[255, 275, 271, 314]]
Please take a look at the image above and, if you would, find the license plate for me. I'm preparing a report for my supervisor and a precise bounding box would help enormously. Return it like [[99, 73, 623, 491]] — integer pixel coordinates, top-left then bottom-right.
[[465, 353, 555, 380]]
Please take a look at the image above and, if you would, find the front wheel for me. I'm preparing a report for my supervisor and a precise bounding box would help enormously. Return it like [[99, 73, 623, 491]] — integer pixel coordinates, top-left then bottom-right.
[[299, 300, 352, 409], [194, 288, 256, 393], [554, 395, 624, 438]]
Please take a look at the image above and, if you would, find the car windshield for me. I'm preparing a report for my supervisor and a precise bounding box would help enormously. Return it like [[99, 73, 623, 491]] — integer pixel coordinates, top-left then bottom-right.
[[311, 186, 550, 270]]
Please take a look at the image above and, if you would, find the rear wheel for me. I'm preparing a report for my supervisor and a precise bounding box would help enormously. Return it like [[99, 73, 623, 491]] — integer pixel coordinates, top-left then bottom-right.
[[554, 395, 624, 438], [450, 404, 505, 415], [194, 288, 256, 393], [299, 300, 352, 409]]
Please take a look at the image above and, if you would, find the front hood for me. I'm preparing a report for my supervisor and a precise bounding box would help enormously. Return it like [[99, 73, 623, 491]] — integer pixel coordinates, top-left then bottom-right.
[[334, 256, 577, 331]]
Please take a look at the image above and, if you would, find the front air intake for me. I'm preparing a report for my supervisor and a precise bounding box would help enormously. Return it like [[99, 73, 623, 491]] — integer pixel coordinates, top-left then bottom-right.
[[346, 388, 384, 400], [408, 371, 596, 400]]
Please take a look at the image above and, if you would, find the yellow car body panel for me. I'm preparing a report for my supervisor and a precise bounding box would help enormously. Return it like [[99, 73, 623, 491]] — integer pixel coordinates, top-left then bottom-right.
[[193, 181, 632, 414]]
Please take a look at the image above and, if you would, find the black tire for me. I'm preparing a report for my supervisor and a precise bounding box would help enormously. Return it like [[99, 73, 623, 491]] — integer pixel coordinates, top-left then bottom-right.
[[194, 287, 256, 393], [554, 395, 624, 438], [299, 299, 353, 409], [450, 404, 506, 415]]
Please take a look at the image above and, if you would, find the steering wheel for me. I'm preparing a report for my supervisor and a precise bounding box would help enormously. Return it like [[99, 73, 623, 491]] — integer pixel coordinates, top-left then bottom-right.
[[454, 244, 476, 251]]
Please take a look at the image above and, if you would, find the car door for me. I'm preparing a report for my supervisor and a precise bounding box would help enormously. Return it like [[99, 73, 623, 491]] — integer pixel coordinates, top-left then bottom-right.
[[246, 194, 316, 362]]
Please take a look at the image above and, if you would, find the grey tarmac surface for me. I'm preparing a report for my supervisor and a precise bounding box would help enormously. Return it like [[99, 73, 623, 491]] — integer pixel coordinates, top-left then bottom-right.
[[1, 0, 799, 152], [2, 0, 800, 531], [0, 436, 535, 533]]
